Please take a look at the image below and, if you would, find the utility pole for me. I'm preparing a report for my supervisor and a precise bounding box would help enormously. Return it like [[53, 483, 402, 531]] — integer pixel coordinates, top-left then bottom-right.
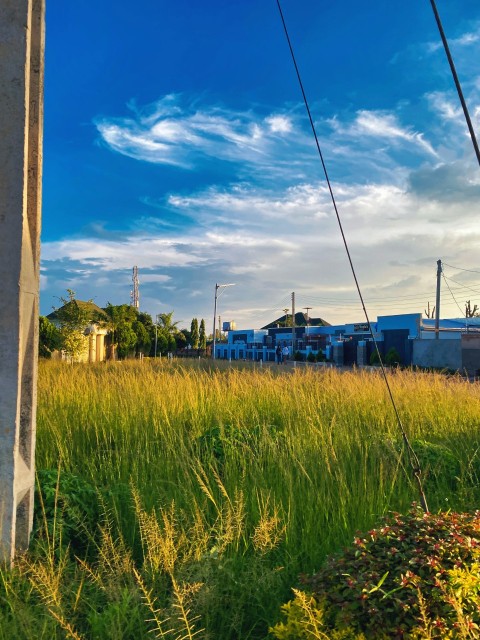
[[303, 306, 312, 337], [435, 259, 442, 339], [212, 283, 235, 359], [0, 0, 45, 563], [291, 292, 296, 354]]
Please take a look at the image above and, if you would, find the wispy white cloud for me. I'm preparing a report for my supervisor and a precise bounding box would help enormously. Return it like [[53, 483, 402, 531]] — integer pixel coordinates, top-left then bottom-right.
[[426, 92, 463, 123], [329, 110, 437, 157], [95, 95, 300, 171], [41, 169, 480, 327], [41, 237, 207, 270], [265, 114, 293, 134], [48, 82, 480, 326], [427, 28, 480, 53], [168, 182, 330, 227]]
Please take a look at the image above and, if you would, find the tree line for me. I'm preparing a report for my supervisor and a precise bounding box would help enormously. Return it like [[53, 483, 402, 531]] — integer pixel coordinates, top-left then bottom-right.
[[39, 290, 208, 359]]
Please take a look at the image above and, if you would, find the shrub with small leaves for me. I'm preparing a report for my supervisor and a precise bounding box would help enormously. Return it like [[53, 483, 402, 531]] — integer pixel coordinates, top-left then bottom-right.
[[270, 589, 367, 639], [300, 505, 480, 638], [408, 439, 460, 491], [385, 347, 402, 366], [33, 469, 99, 556]]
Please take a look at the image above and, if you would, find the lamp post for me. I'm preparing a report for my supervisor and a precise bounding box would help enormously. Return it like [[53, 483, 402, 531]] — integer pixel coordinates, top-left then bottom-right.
[[212, 283, 235, 359], [303, 307, 312, 337], [154, 313, 161, 357]]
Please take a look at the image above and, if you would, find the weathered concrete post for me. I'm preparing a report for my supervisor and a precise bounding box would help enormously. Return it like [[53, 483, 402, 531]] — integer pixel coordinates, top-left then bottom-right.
[[0, 0, 45, 563]]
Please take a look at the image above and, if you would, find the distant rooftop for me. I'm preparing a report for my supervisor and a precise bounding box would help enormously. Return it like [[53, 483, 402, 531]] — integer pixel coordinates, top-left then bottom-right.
[[46, 299, 107, 324], [261, 312, 330, 330]]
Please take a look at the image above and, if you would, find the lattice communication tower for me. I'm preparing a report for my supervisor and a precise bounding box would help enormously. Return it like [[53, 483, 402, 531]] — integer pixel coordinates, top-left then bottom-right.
[[130, 265, 140, 309]]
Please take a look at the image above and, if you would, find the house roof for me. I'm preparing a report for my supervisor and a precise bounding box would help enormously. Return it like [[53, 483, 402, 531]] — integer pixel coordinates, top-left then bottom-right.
[[260, 312, 330, 330], [47, 300, 107, 324]]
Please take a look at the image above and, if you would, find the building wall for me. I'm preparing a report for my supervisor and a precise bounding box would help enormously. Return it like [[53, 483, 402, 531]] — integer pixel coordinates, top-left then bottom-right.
[[461, 335, 480, 376], [378, 313, 421, 336], [412, 339, 462, 371]]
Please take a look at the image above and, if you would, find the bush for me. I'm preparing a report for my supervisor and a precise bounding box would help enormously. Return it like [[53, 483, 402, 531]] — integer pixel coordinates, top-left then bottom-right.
[[33, 469, 99, 556], [306, 352, 316, 363], [385, 347, 402, 366], [369, 350, 381, 366], [316, 351, 325, 362], [293, 351, 304, 361], [408, 439, 460, 491], [291, 505, 480, 638], [270, 589, 365, 639]]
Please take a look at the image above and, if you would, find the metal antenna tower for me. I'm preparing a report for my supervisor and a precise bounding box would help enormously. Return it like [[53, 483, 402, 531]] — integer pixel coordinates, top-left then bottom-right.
[[131, 265, 140, 309]]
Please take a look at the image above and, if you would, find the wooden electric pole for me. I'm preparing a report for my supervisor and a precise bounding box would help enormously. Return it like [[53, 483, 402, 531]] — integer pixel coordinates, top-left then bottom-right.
[[435, 259, 442, 339]]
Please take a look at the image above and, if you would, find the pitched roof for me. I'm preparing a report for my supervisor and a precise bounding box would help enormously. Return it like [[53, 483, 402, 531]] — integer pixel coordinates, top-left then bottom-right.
[[46, 300, 107, 324], [261, 312, 330, 330]]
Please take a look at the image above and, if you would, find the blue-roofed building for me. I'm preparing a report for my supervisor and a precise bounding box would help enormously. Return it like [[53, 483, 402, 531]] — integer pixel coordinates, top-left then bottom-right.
[[214, 312, 480, 375]]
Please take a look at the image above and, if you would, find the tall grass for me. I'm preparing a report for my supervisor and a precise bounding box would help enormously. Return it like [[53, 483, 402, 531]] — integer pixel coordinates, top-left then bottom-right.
[[1, 360, 480, 639]]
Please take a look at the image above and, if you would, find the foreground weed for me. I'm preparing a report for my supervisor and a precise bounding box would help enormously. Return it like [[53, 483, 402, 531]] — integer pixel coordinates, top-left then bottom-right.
[[193, 464, 246, 553], [252, 493, 286, 554], [25, 551, 84, 640], [25, 361, 480, 639], [134, 568, 174, 639]]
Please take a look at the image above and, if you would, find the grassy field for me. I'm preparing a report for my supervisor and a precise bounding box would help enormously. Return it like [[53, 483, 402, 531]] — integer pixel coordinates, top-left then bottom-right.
[[1, 360, 480, 639]]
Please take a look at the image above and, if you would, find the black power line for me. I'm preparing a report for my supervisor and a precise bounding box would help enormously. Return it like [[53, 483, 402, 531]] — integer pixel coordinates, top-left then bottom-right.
[[442, 274, 466, 317], [276, 0, 428, 512], [429, 0, 480, 168], [442, 262, 480, 276]]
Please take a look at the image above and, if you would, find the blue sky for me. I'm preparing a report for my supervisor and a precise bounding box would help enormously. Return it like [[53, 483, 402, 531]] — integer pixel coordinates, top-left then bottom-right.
[[41, 1, 480, 329]]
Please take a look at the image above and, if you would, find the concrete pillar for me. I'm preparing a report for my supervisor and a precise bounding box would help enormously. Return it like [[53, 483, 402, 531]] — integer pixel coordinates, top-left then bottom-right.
[[332, 342, 344, 366], [357, 341, 367, 367], [88, 333, 96, 363], [0, 0, 45, 563], [96, 333, 105, 362]]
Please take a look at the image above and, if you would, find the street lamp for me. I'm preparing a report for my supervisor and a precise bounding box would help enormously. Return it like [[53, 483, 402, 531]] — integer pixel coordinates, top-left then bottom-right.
[[154, 313, 161, 358], [212, 283, 235, 359], [303, 307, 312, 337]]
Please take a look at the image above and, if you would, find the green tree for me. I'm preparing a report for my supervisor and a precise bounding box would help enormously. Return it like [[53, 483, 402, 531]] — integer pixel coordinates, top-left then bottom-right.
[[157, 311, 180, 335], [136, 311, 155, 355], [199, 319, 207, 350], [154, 311, 180, 355], [132, 320, 151, 355], [38, 316, 62, 358], [137, 311, 154, 333], [101, 303, 142, 358], [155, 331, 169, 356], [54, 289, 94, 359], [175, 330, 187, 351], [178, 328, 191, 347], [190, 318, 199, 349], [102, 303, 123, 353], [116, 322, 137, 359]]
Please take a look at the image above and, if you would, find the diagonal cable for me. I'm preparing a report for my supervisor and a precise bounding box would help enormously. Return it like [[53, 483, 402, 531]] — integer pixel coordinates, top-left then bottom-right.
[[442, 274, 467, 317], [429, 0, 480, 169], [442, 262, 480, 276], [276, 0, 428, 512]]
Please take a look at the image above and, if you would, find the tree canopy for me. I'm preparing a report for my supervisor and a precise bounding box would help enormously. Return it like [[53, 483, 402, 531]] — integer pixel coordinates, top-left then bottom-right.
[[52, 289, 98, 359]]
